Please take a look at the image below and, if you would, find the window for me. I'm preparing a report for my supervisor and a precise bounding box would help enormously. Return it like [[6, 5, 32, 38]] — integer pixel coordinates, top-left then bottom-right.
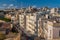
[[59, 31, 60, 37]]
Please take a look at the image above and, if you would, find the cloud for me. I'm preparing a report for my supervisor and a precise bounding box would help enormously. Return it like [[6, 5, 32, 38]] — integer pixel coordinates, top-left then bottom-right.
[[9, 4, 14, 7], [7, 4, 14, 8], [32, 5, 36, 8], [3, 4, 7, 6], [8, 4, 17, 8], [0, 3, 17, 9]]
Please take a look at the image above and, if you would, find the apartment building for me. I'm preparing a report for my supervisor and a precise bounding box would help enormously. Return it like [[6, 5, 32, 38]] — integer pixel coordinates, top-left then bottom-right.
[[43, 20, 53, 40], [42, 17, 60, 40], [19, 12, 43, 37], [19, 13, 26, 29], [50, 8, 60, 15], [26, 13, 39, 36]]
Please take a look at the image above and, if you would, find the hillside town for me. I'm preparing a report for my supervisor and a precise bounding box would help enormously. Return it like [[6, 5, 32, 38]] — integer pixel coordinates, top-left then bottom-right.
[[0, 7, 60, 40]]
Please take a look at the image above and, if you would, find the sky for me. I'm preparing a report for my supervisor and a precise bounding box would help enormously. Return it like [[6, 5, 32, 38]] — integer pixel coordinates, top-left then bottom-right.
[[0, 0, 60, 9]]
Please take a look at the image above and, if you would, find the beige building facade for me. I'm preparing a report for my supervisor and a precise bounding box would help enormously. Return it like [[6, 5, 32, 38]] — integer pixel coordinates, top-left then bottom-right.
[[19, 12, 42, 37], [43, 20, 60, 40]]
